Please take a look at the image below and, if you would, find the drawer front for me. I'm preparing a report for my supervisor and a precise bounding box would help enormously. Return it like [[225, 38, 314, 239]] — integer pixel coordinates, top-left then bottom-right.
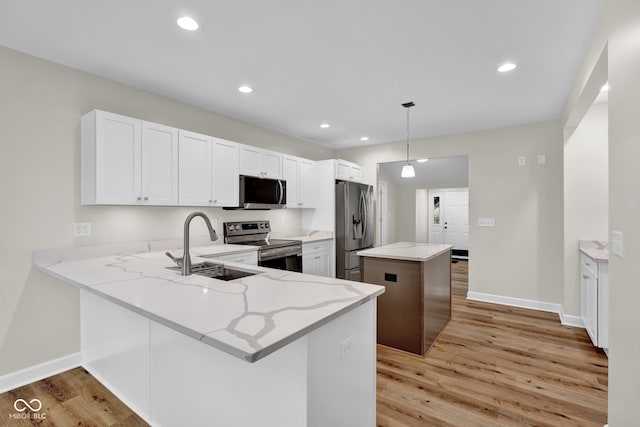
[[302, 240, 332, 256], [216, 251, 258, 265]]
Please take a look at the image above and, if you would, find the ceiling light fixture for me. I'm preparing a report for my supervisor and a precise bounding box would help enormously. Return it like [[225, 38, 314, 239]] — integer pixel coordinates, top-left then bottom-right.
[[177, 16, 199, 31], [401, 101, 415, 178], [601, 83, 610, 92], [498, 62, 517, 73], [320, 123, 330, 128], [417, 158, 429, 163], [238, 85, 253, 93], [360, 136, 369, 141]]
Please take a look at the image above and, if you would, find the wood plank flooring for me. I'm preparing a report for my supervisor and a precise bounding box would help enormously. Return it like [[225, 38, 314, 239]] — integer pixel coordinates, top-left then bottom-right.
[[0, 260, 607, 426], [0, 367, 148, 427], [376, 260, 608, 426]]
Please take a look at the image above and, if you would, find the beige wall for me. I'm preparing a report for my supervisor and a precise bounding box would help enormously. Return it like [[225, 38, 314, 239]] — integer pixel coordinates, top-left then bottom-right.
[[0, 45, 334, 375], [337, 120, 564, 304], [606, 1, 640, 423], [560, 0, 640, 423], [563, 102, 608, 316]]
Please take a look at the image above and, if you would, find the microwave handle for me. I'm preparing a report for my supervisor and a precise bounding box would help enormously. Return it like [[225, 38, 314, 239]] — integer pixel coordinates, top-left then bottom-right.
[[277, 180, 284, 204]]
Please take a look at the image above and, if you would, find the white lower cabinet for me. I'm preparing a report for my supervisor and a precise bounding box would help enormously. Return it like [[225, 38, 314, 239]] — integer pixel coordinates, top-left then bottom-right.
[[580, 253, 608, 350], [302, 240, 332, 277]]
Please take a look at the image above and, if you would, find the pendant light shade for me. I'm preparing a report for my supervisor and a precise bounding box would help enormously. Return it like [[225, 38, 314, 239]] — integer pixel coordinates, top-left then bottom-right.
[[401, 101, 415, 178], [401, 164, 415, 178]]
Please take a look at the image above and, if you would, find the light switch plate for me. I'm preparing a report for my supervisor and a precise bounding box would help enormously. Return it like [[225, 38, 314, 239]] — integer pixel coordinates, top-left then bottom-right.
[[537, 154, 546, 165], [612, 231, 623, 257], [518, 156, 526, 166], [478, 218, 495, 227]]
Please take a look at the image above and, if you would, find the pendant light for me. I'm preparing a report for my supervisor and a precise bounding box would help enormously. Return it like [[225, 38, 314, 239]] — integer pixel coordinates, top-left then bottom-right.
[[401, 101, 416, 178]]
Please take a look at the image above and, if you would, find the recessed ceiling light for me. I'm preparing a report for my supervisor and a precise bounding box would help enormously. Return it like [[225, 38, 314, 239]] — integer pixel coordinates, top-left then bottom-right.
[[601, 83, 610, 92], [360, 136, 369, 141], [498, 63, 517, 73], [177, 16, 199, 31], [320, 123, 330, 128], [417, 158, 429, 163], [238, 85, 253, 94]]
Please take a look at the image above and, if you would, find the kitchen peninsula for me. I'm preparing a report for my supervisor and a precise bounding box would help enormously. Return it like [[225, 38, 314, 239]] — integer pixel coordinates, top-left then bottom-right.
[[34, 242, 384, 427], [358, 242, 452, 356]]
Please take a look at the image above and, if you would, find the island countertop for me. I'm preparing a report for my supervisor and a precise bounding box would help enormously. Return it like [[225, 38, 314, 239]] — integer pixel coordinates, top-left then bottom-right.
[[34, 249, 384, 363], [357, 242, 453, 262]]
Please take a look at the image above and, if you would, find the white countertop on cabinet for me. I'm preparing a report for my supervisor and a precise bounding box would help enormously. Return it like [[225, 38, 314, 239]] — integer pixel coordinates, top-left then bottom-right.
[[579, 240, 609, 262], [34, 247, 383, 363], [357, 242, 453, 262]]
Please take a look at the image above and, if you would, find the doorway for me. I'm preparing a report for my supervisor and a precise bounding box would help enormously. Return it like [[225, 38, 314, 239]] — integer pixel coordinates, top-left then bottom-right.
[[428, 188, 469, 257]]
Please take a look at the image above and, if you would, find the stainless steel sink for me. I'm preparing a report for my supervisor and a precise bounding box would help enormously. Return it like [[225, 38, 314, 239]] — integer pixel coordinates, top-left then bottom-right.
[[167, 261, 258, 281]]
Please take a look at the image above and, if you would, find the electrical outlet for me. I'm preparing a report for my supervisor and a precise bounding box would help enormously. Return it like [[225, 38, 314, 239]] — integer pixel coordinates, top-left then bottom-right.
[[518, 156, 526, 166], [73, 222, 92, 237], [340, 335, 355, 360]]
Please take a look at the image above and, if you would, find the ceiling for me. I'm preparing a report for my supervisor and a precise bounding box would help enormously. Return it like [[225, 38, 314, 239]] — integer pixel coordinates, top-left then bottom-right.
[[380, 156, 468, 186], [0, 0, 605, 149]]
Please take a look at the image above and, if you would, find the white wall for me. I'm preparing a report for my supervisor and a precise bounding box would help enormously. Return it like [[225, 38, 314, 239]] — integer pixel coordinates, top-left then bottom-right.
[[0, 45, 334, 375], [561, 1, 640, 423], [563, 102, 608, 316], [338, 120, 564, 305]]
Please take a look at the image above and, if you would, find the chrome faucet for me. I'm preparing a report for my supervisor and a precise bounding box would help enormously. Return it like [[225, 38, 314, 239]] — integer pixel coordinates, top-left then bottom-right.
[[181, 212, 218, 276]]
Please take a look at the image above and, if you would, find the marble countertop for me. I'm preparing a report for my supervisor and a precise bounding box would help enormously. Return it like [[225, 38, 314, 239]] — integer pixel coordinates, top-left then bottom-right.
[[357, 242, 454, 262], [579, 240, 609, 262], [34, 248, 383, 363]]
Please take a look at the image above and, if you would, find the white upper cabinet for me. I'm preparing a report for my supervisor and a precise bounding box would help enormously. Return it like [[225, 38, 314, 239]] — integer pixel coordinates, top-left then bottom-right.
[[335, 159, 363, 183], [211, 137, 239, 207], [239, 144, 283, 179], [178, 130, 212, 206], [141, 121, 179, 205], [179, 131, 239, 207], [82, 110, 178, 205], [283, 155, 315, 208]]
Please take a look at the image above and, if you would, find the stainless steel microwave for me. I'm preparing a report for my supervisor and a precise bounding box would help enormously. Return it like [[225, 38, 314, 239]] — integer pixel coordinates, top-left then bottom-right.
[[227, 175, 286, 209]]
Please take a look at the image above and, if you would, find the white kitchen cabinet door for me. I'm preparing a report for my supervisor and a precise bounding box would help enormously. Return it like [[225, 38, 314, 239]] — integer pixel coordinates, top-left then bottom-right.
[[335, 159, 364, 183], [284, 155, 315, 208], [141, 121, 178, 205], [82, 110, 142, 205], [598, 262, 609, 350], [239, 144, 283, 179], [239, 144, 262, 177], [299, 159, 315, 207], [178, 130, 212, 206], [302, 241, 331, 277], [262, 149, 283, 179], [283, 156, 300, 207], [215, 251, 258, 265], [580, 258, 598, 346], [211, 137, 239, 207]]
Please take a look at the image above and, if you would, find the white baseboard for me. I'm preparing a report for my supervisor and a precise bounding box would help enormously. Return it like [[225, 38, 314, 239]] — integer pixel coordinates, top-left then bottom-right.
[[0, 352, 81, 394], [467, 291, 584, 328]]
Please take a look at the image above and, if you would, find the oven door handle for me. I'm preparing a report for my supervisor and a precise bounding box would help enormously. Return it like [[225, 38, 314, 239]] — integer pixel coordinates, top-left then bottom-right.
[[260, 246, 302, 261]]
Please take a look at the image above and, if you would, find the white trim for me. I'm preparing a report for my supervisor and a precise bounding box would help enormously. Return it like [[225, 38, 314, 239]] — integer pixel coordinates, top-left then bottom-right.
[[0, 352, 81, 393], [467, 292, 585, 328]]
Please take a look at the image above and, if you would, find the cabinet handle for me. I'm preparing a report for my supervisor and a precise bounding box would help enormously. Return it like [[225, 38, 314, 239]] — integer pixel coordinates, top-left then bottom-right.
[[136, 196, 142, 201], [583, 275, 589, 279], [209, 200, 213, 203], [298, 202, 303, 206], [213, 200, 218, 203], [143, 196, 148, 201], [315, 256, 320, 260]]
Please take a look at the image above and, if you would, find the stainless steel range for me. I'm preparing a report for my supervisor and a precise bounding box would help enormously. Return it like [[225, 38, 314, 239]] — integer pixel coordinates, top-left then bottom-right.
[[223, 220, 302, 272]]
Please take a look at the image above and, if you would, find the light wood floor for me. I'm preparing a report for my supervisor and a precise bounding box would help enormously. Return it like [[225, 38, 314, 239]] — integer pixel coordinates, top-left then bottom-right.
[[377, 260, 608, 426], [0, 260, 607, 426], [0, 367, 148, 427]]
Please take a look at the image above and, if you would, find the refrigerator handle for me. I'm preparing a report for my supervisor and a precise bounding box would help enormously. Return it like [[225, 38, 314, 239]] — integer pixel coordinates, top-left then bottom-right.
[[361, 191, 368, 241]]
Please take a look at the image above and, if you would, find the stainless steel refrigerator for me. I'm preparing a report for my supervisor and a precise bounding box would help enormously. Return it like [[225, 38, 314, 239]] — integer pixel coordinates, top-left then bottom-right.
[[335, 180, 374, 281]]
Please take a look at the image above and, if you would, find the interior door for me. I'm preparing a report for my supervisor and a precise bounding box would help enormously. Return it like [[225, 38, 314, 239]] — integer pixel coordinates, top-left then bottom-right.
[[428, 188, 469, 250]]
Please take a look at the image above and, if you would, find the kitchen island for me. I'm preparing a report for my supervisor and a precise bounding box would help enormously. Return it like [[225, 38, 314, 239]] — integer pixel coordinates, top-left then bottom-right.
[[34, 243, 383, 427], [358, 242, 452, 356]]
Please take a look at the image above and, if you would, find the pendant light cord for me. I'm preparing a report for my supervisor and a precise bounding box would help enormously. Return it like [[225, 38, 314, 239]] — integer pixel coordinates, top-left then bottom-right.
[[406, 106, 410, 163]]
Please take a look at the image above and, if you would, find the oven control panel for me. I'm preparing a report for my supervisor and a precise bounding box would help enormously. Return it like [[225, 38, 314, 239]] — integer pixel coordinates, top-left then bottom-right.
[[224, 221, 271, 238]]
